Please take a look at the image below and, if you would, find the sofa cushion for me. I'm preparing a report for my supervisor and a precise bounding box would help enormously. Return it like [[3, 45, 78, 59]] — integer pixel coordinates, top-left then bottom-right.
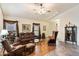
[[26, 43, 35, 48]]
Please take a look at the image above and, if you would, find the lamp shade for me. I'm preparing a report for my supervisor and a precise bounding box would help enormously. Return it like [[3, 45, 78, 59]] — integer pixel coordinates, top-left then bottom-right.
[[0, 29, 8, 36], [0, 36, 2, 42]]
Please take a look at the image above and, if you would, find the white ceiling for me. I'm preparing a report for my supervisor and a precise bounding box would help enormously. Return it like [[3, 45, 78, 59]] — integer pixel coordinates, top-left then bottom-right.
[[0, 3, 79, 20]]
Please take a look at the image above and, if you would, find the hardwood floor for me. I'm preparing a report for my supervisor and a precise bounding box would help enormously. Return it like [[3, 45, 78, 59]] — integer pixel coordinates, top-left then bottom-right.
[[0, 40, 79, 56], [30, 40, 56, 56], [30, 40, 79, 56], [46, 42, 79, 56]]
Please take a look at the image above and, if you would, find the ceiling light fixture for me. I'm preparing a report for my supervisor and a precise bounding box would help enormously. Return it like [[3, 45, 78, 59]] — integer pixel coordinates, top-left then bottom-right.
[[33, 3, 51, 15]]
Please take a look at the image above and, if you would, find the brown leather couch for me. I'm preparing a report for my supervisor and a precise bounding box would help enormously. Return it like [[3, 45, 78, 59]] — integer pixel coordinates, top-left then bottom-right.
[[1, 40, 25, 56], [15, 32, 34, 45]]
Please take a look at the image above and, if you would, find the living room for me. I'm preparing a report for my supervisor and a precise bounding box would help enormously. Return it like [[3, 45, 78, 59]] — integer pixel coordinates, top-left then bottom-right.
[[0, 3, 79, 56]]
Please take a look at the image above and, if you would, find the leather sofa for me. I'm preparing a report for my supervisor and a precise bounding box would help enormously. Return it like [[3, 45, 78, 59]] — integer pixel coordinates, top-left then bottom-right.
[[15, 32, 34, 45]]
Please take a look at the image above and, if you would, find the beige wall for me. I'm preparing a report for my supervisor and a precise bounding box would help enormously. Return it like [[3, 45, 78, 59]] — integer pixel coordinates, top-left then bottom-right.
[[0, 7, 3, 47], [4, 16, 55, 37], [53, 5, 79, 45], [0, 7, 3, 32]]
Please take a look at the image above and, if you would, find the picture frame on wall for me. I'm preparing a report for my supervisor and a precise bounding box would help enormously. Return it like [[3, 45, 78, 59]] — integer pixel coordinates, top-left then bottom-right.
[[43, 25, 46, 31], [22, 24, 31, 32]]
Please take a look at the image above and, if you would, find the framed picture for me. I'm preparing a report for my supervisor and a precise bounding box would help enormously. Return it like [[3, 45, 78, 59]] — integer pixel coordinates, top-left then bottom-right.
[[22, 24, 31, 32], [43, 25, 46, 31]]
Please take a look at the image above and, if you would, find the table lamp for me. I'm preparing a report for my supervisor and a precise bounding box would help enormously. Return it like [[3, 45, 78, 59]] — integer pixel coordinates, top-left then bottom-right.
[[0, 29, 8, 39]]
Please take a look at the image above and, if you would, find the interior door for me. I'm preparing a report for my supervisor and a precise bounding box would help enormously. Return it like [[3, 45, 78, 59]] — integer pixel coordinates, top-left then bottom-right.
[[32, 23, 41, 40]]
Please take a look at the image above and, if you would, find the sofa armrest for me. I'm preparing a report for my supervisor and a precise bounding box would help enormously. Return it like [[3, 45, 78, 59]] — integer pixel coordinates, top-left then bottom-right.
[[11, 45, 25, 52]]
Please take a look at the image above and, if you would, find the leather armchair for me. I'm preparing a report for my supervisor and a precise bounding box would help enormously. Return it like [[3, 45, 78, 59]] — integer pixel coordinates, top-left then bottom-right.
[[1, 40, 25, 56], [48, 31, 58, 46]]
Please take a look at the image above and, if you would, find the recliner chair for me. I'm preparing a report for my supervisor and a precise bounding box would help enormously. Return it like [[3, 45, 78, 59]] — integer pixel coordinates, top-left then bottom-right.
[[1, 39, 25, 56]]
